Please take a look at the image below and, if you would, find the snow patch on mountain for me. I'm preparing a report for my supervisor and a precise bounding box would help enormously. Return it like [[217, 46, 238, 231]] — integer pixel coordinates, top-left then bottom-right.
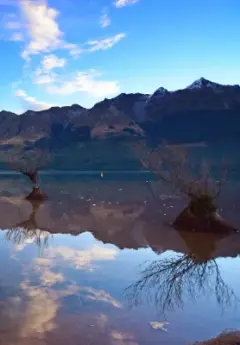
[[187, 77, 240, 90], [154, 87, 169, 95], [146, 87, 169, 106]]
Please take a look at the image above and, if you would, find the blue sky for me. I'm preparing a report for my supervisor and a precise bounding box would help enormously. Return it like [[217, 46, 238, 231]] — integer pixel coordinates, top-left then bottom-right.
[[0, 0, 240, 113]]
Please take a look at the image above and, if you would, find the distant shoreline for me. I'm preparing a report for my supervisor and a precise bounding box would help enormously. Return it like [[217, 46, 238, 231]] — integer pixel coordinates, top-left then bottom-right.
[[0, 170, 153, 175], [166, 142, 207, 148]]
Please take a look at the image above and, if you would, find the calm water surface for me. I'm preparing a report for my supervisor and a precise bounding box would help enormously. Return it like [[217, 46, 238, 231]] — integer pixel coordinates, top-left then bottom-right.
[[0, 173, 239, 345]]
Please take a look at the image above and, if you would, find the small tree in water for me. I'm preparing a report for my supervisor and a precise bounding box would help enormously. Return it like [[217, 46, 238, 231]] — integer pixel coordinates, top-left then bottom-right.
[[140, 143, 236, 233], [8, 149, 50, 201]]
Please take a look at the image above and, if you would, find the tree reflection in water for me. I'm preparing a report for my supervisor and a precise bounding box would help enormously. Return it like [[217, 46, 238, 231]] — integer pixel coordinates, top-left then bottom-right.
[[126, 251, 238, 315], [6, 199, 51, 251]]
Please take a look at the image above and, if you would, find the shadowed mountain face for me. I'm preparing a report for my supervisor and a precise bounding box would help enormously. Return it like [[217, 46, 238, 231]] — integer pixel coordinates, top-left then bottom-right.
[[1, 78, 240, 151], [0, 104, 87, 144]]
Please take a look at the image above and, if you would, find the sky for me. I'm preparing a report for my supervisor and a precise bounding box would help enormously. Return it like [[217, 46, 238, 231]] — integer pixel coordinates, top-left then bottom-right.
[[0, 0, 240, 114]]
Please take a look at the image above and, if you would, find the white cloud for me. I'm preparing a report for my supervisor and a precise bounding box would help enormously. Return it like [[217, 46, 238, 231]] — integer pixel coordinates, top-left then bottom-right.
[[33, 54, 66, 85], [9, 32, 24, 41], [40, 270, 65, 286], [3, 13, 24, 41], [100, 13, 111, 28], [19, 0, 81, 59], [41, 54, 66, 71], [114, 0, 139, 7], [45, 245, 118, 270], [15, 89, 53, 111], [47, 69, 120, 98], [87, 33, 125, 52], [79, 287, 122, 308], [62, 43, 83, 57], [33, 69, 56, 85], [20, 0, 62, 59], [4, 2, 123, 59], [3, 287, 57, 340], [5, 21, 22, 30]]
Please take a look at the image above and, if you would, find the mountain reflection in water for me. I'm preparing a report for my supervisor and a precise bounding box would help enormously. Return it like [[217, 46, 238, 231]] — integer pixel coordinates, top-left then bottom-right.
[[1, 192, 240, 258], [0, 177, 239, 345]]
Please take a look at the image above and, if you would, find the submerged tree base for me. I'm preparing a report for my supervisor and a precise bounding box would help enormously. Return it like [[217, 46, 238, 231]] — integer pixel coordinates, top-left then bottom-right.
[[173, 207, 237, 233], [26, 187, 48, 201], [194, 330, 240, 345]]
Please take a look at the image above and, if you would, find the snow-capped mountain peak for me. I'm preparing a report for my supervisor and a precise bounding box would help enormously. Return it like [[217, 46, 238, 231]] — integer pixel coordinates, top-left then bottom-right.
[[187, 77, 226, 90], [148, 87, 169, 100], [154, 87, 169, 95], [146, 87, 169, 105]]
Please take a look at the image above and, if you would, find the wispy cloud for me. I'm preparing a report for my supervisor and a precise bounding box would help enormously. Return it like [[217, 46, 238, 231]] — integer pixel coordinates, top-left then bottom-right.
[[3, 12, 25, 42], [5, 20, 22, 30], [19, 0, 81, 60], [33, 54, 66, 85], [100, 13, 111, 28], [63, 43, 83, 57], [6, 1, 124, 110], [79, 287, 122, 308], [87, 33, 125, 52], [47, 69, 120, 98], [15, 89, 53, 111], [4, 2, 125, 58], [41, 54, 66, 71], [46, 245, 118, 270], [31, 34, 125, 85], [20, 0, 63, 59], [9, 32, 24, 41], [114, 0, 139, 7], [33, 69, 57, 85]]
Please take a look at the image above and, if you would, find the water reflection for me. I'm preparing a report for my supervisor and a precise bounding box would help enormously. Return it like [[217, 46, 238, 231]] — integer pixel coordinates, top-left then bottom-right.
[[40, 245, 118, 271], [0, 234, 124, 344], [0, 178, 239, 344], [1, 194, 240, 259], [126, 228, 240, 315], [6, 199, 51, 251], [2, 194, 239, 317], [0, 277, 123, 344], [126, 252, 238, 315]]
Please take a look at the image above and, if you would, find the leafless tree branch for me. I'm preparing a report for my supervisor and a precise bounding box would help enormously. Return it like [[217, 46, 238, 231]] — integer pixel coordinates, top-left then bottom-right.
[[125, 254, 238, 315]]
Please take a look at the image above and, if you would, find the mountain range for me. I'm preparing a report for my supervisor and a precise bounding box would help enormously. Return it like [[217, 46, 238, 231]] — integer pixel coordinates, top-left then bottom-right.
[[1, 77, 240, 170]]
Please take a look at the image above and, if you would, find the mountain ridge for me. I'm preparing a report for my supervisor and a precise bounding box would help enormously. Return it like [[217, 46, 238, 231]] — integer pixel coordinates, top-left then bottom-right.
[[0, 77, 240, 157], [3, 77, 239, 116]]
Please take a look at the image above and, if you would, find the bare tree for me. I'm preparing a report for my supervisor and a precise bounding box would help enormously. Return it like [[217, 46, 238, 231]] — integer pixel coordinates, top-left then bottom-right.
[[7, 149, 50, 200], [138, 143, 236, 232], [125, 254, 238, 316]]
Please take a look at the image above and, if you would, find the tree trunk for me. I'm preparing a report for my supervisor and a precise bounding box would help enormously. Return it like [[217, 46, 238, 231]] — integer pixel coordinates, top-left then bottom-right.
[[26, 187, 48, 201], [173, 207, 237, 233]]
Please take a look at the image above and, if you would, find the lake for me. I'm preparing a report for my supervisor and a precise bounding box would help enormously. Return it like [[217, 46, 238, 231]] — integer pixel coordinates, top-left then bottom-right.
[[0, 172, 239, 345]]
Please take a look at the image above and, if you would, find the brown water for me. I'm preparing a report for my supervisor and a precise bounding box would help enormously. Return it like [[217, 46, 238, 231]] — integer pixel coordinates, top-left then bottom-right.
[[0, 174, 239, 345]]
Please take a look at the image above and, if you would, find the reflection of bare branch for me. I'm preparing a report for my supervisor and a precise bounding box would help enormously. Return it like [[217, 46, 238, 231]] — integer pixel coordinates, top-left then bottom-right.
[[6, 200, 51, 250], [126, 254, 238, 315], [6, 227, 51, 249]]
